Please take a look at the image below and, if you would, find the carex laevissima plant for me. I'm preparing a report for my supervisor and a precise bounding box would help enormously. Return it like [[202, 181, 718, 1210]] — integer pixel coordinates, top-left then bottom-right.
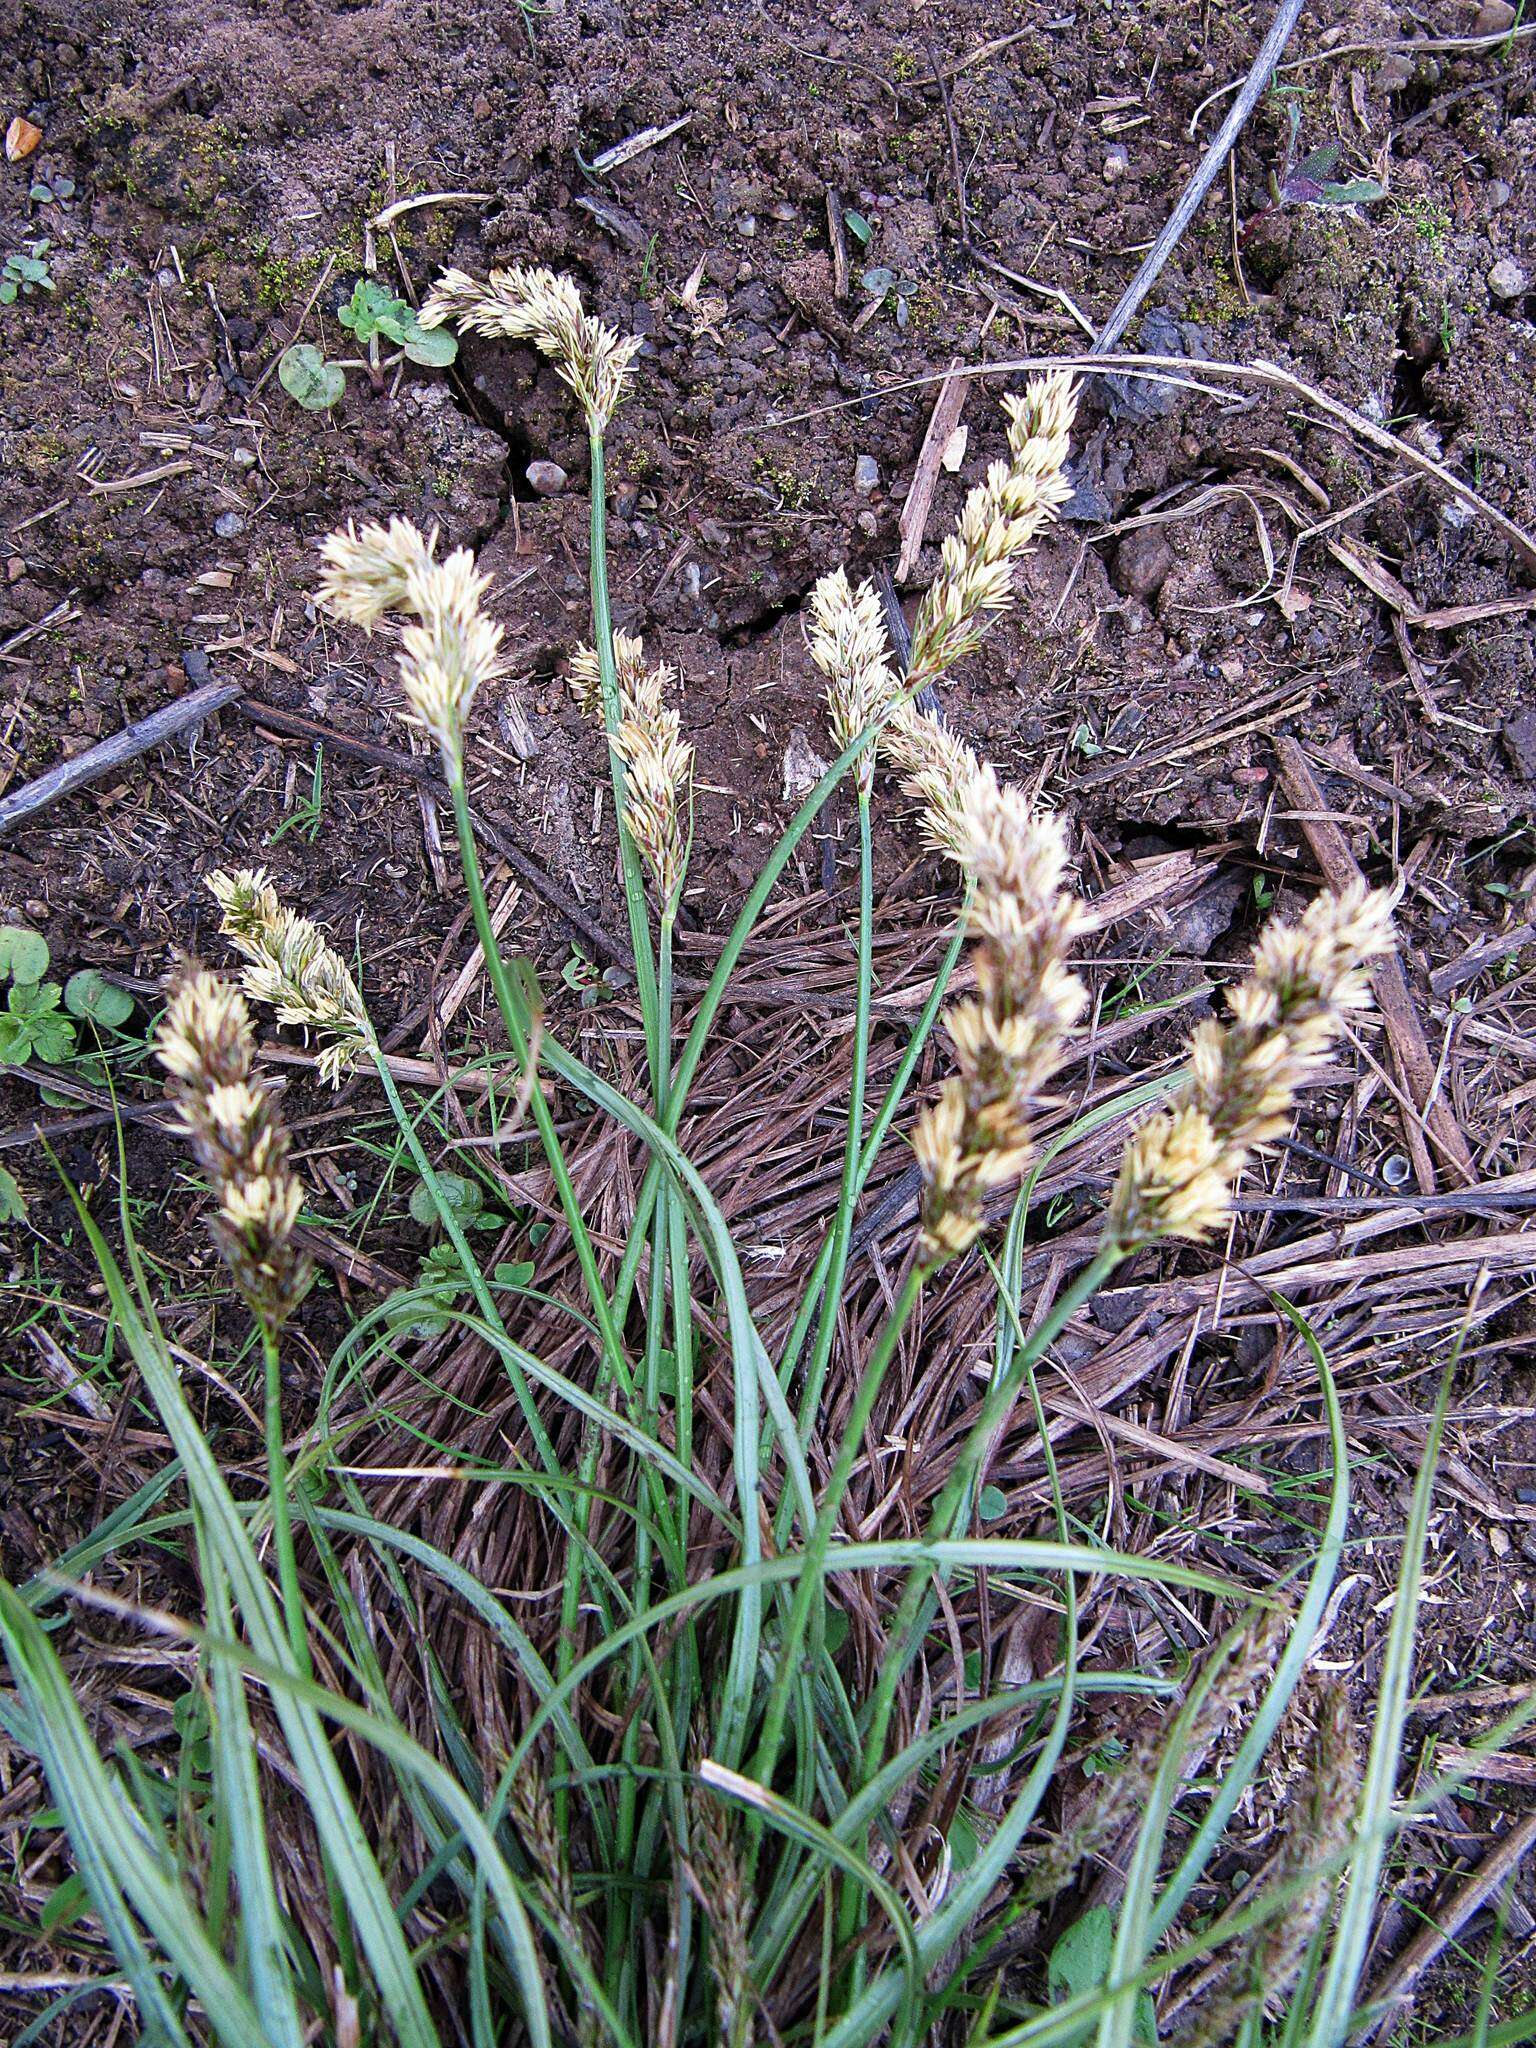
[[2, 261, 1503, 2048]]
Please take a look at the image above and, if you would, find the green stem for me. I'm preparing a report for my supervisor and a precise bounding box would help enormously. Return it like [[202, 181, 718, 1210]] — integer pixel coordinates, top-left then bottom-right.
[[857, 1242, 1124, 1783], [748, 1262, 928, 1802], [445, 771, 630, 1383], [588, 427, 663, 1100], [793, 790, 874, 1444], [259, 1321, 308, 1673], [369, 1043, 562, 1477], [772, 892, 972, 1425]]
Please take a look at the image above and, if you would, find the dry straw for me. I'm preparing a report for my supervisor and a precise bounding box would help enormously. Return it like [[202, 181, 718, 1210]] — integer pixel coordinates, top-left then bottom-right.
[[156, 967, 310, 1331], [315, 517, 521, 765], [1106, 880, 1397, 1249], [420, 264, 641, 431], [206, 868, 372, 1087]]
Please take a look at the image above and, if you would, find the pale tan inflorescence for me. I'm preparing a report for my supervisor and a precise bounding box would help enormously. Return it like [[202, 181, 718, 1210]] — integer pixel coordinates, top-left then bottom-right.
[[206, 868, 373, 1088], [420, 264, 642, 431], [156, 967, 311, 1330], [570, 633, 693, 909], [1105, 880, 1398, 1249], [807, 369, 1079, 865], [905, 369, 1078, 691], [807, 568, 900, 797], [914, 790, 1088, 1264], [315, 517, 521, 765]]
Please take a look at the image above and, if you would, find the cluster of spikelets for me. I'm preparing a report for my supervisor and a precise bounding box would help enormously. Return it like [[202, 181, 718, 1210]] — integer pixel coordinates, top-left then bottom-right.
[[1173, 1682, 1359, 2048], [570, 632, 693, 907], [1105, 879, 1398, 1251], [913, 786, 1088, 1264], [420, 264, 641, 431], [205, 868, 372, 1087], [809, 370, 1396, 1267], [807, 370, 1077, 867], [906, 372, 1078, 690], [155, 968, 310, 1333], [315, 516, 526, 765]]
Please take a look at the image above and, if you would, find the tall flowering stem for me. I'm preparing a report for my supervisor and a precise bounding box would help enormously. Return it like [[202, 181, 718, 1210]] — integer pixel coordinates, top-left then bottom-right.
[[313, 523, 633, 1379], [157, 967, 312, 1660], [418, 264, 662, 1098], [203, 867, 574, 1478]]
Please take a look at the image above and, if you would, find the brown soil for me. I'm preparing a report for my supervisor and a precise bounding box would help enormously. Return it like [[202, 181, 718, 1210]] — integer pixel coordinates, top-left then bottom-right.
[[3, 0, 1536, 2029]]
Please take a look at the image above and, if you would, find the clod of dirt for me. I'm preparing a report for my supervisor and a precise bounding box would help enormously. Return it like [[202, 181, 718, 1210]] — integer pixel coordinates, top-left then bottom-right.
[[1111, 527, 1177, 602], [1488, 258, 1528, 302], [1501, 710, 1536, 784]]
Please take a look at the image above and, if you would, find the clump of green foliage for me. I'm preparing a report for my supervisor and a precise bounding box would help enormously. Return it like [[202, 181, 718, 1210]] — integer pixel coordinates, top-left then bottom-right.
[[0, 267, 1523, 2048], [278, 277, 457, 411]]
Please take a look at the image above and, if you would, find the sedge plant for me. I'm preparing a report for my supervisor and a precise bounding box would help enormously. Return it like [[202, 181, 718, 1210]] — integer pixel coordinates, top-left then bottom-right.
[[1, 263, 1511, 2048]]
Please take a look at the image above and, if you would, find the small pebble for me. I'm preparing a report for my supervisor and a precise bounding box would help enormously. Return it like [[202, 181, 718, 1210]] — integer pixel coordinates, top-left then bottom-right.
[[738, 215, 757, 239], [526, 459, 568, 496], [1488, 180, 1513, 210], [231, 446, 256, 467], [1103, 147, 1129, 182], [853, 453, 880, 494], [213, 511, 246, 538], [1488, 257, 1527, 302], [1472, 0, 1516, 32]]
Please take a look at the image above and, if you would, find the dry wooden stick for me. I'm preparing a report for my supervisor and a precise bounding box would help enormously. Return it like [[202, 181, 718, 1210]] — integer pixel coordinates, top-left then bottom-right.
[[1363, 1810, 1536, 2030], [895, 362, 969, 581], [0, 680, 243, 833], [1275, 736, 1476, 1192]]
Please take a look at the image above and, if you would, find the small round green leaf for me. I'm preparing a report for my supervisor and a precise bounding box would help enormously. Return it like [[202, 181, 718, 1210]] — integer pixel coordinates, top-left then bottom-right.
[[408, 1172, 483, 1229], [978, 1483, 1008, 1522], [0, 927, 49, 984], [402, 324, 457, 367], [382, 1291, 453, 1341], [64, 969, 135, 1028], [277, 344, 345, 411]]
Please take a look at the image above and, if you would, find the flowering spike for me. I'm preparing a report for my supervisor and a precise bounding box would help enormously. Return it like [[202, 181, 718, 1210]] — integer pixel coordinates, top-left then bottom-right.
[[420, 264, 641, 431], [914, 790, 1086, 1264], [1106, 881, 1397, 1248], [206, 868, 372, 1087], [316, 519, 522, 767], [156, 968, 311, 1331]]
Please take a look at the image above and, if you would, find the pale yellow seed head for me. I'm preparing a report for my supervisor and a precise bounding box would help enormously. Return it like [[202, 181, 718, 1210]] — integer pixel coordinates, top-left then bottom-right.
[[807, 568, 901, 782], [205, 874, 372, 1087], [420, 263, 642, 429], [156, 968, 254, 1089], [315, 518, 437, 629]]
